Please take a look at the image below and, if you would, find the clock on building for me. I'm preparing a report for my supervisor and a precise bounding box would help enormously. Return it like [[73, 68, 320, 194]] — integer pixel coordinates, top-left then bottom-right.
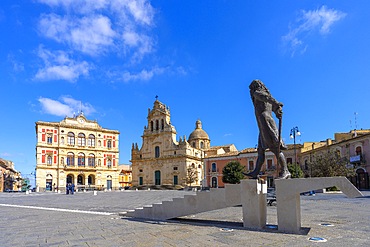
[[78, 118, 85, 123]]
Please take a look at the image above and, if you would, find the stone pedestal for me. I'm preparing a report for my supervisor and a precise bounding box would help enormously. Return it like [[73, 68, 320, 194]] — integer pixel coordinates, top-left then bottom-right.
[[275, 177, 363, 234], [241, 179, 267, 229]]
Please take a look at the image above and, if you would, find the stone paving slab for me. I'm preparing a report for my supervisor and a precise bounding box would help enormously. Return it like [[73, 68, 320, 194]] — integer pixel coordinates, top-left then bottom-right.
[[0, 190, 369, 246]]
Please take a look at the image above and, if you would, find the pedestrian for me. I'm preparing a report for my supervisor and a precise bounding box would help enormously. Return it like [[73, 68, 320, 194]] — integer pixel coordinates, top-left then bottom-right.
[[66, 183, 70, 194], [71, 183, 75, 194]]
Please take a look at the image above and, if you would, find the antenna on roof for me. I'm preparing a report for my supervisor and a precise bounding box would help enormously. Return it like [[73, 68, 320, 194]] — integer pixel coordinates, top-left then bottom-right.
[[354, 112, 358, 130]]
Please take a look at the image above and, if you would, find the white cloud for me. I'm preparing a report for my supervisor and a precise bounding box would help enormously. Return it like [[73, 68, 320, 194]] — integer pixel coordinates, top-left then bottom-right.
[[121, 67, 165, 82], [282, 5, 346, 56], [37, 0, 155, 60], [35, 46, 90, 82], [38, 96, 96, 117]]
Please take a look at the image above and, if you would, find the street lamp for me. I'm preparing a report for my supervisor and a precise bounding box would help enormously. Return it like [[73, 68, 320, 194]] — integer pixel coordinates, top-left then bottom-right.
[[290, 127, 301, 177]]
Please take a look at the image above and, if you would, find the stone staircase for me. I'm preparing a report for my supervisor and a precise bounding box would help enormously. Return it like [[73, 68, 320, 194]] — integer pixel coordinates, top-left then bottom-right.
[[120, 184, 242, 220]]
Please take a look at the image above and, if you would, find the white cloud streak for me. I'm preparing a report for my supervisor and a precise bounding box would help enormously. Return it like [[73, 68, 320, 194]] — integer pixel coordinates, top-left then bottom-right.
[[35, 46, 90, 82], [282, 6, 346, 56], [38, 96, 96, 117], [121, 67, 165, 82]]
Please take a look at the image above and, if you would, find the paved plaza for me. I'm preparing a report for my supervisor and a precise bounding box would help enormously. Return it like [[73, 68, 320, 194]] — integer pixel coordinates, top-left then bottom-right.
[[0, 189, 369, 246]]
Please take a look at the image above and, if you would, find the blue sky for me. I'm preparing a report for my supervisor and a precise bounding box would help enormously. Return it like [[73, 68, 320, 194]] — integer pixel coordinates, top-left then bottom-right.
[[1, 1, 370, 178]]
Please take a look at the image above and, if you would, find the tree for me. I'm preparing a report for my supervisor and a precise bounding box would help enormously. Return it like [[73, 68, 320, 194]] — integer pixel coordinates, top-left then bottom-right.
[[307, 151, 355, 177], [222, 161, 245, 184], [186, 166, 198, 186], [287, 164, 304, 178]]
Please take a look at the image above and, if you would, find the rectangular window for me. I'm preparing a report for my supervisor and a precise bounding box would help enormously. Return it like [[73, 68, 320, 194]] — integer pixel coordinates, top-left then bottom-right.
[[173, 167, 178, 170], [249, 160, 254, 171], [47, 134, 53, 144], [173, 175, 178, 185], [139, 177, 143, 185], [267, 159, 273, 170]]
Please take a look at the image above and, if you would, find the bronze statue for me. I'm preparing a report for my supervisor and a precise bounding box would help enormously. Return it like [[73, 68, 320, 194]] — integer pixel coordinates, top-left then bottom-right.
[[245, 79, 291, 179]]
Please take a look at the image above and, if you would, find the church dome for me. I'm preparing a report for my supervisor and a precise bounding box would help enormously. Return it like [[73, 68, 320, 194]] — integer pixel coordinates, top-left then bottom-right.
[[188, 120, 209, 140]]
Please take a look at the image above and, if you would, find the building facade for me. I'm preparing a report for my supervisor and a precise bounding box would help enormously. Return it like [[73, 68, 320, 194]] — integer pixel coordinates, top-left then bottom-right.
[[204, 145, 300, 188], [118, 164, 132, 188], [300, 130, 370, 190], [0, 158, 22, 192], [35, 113, 120, 192], [131, 100, 210, 188]]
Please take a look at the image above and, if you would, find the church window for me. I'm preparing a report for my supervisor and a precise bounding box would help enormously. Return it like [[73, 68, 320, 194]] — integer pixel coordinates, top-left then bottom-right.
[[155, 146, 160, 158], [192, 142, 195, 148], [67, 132, 75, 145], [150, 121, 154, 131], [78, 133, 86, 146], [200, 141, 204, 149], [161, 119, 164, 130], [156, 120, 159, 130], [211, 163, 217, 172]]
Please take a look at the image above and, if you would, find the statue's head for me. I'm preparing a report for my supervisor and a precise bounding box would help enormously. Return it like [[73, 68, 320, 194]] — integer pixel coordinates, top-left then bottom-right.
[[249, 79, 268, 92]]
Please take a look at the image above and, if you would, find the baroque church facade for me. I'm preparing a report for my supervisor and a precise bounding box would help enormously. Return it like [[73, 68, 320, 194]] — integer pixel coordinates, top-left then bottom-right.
[[35, 113, 120, 192], [131, 100, 211, 188]]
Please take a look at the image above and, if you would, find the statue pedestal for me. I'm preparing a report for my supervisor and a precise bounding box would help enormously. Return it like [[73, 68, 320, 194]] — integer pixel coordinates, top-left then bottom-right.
[[275, 177, 363, 234], [241, 179, 267, 229]]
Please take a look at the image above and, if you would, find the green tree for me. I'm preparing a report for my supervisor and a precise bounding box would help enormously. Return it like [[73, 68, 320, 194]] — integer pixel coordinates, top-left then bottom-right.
[[222, 161, 245, 184], [308, 151, 355, 177], [287, 164, 304, 178]]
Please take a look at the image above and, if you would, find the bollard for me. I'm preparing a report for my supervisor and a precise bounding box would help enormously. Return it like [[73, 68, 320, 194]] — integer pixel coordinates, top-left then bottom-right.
[[93, 191, 98, 196], [26, 190, 29, 195]]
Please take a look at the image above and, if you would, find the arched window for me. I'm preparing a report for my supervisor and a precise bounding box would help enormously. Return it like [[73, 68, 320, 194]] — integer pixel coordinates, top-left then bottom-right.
[[156, 120, 159, 130], [211, 163, 217, 172], [200, 141, 204, 149], [161, 119, 164, 130], [98, 140, 101, 147], [356, 146, 362, 156], [47, 155, 52, 165], [67, 132, 75, 145], [150, 121, 154, 131], [155, 146, 160, 158], [107, 157, 112, 168], [67, 152, 75, 166], [78, 133, 86, 146], [61, 137, 65, 145], [88, 153, 95, 167], [88, 134, 95, 147], [78, 153, 85, 167], [107, 140, 112, 149]]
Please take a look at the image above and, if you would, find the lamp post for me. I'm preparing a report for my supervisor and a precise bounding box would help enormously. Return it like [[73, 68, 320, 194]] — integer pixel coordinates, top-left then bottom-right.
[[290, 127, 301, 178]]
